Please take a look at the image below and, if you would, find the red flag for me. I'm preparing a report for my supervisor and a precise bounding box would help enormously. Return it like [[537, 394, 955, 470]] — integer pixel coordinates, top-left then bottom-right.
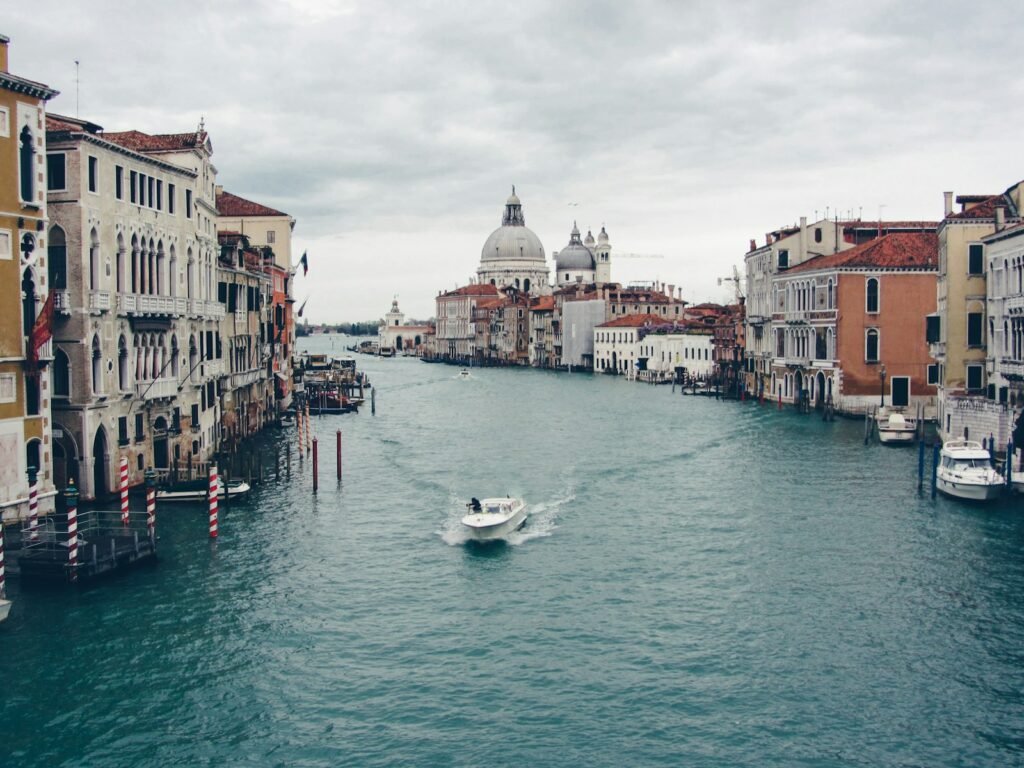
[[28, 291, 54, 370]]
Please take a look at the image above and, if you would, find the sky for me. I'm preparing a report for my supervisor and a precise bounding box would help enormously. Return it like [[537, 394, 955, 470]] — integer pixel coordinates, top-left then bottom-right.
[[7, 1, 1024, 322]]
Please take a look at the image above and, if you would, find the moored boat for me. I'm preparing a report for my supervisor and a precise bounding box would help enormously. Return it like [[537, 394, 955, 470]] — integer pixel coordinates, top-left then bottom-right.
[[936, 440, 1005, 501], [877, 409, 916, 445], [0, 598, 10, 623], [156, 477, 252, 502], [461, 497, 527, 541]]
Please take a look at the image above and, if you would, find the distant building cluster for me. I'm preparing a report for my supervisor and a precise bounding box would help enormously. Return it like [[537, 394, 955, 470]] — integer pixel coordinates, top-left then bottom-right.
[[0, 34, 300, 517]]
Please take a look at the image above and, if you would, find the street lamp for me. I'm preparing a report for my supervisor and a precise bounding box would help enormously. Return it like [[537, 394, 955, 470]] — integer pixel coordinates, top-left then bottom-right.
[[879, 363, 887, 407]]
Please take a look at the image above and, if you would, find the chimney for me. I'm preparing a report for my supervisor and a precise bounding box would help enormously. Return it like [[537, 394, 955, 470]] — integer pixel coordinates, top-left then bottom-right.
[[995, 205, 1006, 231], [765, 232, 772, 246], [0, 34, 9, 73], [943, 191, 953, 217], [749, 238, 757, 251], [215, 184, 223, 196], [668, 284, 675, 300]]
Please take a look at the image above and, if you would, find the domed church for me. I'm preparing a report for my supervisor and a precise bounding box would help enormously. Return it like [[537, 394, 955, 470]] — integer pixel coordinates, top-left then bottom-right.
[[553, 223, 613, 287], [477, 188, 551, 295]]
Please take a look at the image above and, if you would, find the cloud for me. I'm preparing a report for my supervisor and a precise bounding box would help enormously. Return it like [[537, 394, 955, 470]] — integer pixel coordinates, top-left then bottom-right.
[[6, 0, 1024, 319]]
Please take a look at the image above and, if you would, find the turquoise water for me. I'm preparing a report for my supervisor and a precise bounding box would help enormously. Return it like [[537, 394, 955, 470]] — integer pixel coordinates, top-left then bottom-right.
[[2, 335, 1023, 767]]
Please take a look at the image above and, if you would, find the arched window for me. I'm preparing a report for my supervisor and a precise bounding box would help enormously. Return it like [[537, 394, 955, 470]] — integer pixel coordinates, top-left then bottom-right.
[[865, 328, 879, 362], [53, 348, 71, 398], [131, 234, 140, 293], [168, 245, 177, 297], [186, 249, 194, 299], [118, 335, 128, 391], [866, 277, 879, 313], [89, 228, 100, 291], [171, 335, 179, 377], [827, 279, 833, 309], [26, 439, 41, 475], [116, 233, 125, 293], [91, 335, 103, 394], [21, 267, 36, 340], [524, 278, 530, 293], [156, 240, 165, 296], [48, 226, 67, 290], [19, 126, 34, 202]]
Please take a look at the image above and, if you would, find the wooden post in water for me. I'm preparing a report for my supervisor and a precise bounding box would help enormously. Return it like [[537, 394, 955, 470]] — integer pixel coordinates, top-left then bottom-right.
[[371, 386, 376, 415], [918, 440, 925, 492], [312, 437, 319, 493], [336, 429, 342, 481], [931, 444, 940, 500], [1008, 440, 1015, 491]]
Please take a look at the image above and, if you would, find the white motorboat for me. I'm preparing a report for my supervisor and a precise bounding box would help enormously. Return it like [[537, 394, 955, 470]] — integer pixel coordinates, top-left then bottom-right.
[[877, 409, 916, 445], [936, 440, 1005, 501], [0, 598, 10, 623], [461, 497, 527, 541], [156, 478, 252, 502], [458, 369, 472, 380]]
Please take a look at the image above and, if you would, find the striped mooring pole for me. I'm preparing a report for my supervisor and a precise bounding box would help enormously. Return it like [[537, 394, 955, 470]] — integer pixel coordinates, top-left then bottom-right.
[[120, 455, 130, 526], [145, 468, 157, 542], [305, 403, 312, 453], [0, 517, 7, 600], [297, 406, 304, 456], [66, 480, 79, 583], [27, 466, 39, 542], [208, 465, 219, 539]]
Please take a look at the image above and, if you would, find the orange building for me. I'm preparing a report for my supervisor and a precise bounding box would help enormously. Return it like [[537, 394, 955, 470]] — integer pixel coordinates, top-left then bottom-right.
[[771, 232, 938, 413]]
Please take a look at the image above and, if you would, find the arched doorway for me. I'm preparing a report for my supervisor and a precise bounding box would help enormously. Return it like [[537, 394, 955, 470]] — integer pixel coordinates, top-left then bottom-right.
[[153, 416, 169, 469], [794, 370, 803, 403], [816, 371, 826, 409], [395, 335, 404, 351], [53, 427, 79, 490], [611, 351, 618, 372], [92, 426, 109, 499]]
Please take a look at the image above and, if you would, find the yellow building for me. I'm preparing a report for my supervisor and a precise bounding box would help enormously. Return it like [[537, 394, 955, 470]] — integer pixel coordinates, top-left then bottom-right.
[[0, 34, 59, 521], [933, 183, 1024, 440]]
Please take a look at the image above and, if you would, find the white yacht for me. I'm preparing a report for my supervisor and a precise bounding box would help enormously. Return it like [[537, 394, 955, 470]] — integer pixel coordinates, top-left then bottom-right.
[[877, 409, 916, 445], [461, 497, 527, 541], [0, 598, 10, 623], [156, 478, 252, 502], [936, 440, 1005, 501]]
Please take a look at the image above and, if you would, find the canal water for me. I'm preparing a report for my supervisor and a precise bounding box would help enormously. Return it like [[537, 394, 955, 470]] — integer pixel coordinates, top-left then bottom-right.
[[2, 334, 1023, 767]]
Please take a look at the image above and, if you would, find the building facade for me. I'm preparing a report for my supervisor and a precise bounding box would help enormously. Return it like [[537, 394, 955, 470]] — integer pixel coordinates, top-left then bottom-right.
[[378, 298, 432, 356], [477, 189, 550, 294]]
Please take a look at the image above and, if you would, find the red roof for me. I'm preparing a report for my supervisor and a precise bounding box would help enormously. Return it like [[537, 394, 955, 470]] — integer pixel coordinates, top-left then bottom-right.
[[598, 313, 669, 328], [475, 298, 504, 310], [530, 296, 555, 312], [784, 232, 938, 274], [216, 189, 288, 218], [441, 284, 499, 298], [103, 129, 208, 152], [947, 194, 1007, 221], [843, 220, 938, 232]]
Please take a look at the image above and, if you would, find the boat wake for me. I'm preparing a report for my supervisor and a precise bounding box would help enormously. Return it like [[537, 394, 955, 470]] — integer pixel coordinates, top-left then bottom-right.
[[439, 485, 575, 546]]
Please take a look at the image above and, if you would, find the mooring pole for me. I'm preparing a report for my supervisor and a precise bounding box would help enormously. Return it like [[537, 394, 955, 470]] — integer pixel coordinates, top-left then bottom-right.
[[66, 480, 79, 583], [336, 429, 342, 481], [27, 466, 39, 542], [145, 468, 157, 545], [312, 437, 319, 493], [371, 386, 376, 415], [931, 444, 940, 500], [918, 440, 925, 492], [120, 455, 130, 526], [0, 518, 7, 600], [1008, 439, 1015, 490], [208, 465, 219, 539]]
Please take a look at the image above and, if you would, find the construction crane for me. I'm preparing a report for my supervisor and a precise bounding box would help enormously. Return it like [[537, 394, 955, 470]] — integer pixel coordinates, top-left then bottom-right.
[[717, 265, 745, 301]]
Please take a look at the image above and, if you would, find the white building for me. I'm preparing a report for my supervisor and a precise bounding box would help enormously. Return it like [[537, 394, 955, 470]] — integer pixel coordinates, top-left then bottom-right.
[[378, 298, 431, 355], [639, 330, 715, 380], [477, 188, 550, 295]]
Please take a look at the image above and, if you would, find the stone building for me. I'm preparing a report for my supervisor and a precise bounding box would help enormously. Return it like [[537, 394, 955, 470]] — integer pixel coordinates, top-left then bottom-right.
[[0, 34, 58, 520], [377, 298, 432, 356], [45, 114, 225, 499], [477, 189, 550, 294], [435, 283, 499, 361]]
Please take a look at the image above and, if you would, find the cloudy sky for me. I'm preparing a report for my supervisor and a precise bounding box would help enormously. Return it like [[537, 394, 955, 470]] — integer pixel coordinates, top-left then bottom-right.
[[8, 1, 1024, 321]]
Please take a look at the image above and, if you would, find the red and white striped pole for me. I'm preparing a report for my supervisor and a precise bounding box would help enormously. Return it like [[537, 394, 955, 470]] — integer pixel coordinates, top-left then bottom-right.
[[65, 480, 79, 583], [0, 519, 7, 600], [297, 407, 304, 457], [305, 403, 311, 453], [27, 467, 39, 542], [120, 455, 130, 526], [208, 465, 219, 539], [145, 468, 156, 542]]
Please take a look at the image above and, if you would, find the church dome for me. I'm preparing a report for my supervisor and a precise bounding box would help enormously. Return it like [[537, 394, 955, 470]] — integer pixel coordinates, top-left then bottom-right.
[[584, 229, 596, 247], [555, 222, 596, 271], [598, 226, 610, 245], [480, 187, 546, 264]]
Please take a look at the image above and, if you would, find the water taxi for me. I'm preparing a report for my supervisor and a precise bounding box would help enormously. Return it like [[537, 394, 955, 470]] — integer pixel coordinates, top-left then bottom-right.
[[936, 440, 1005, 501], [877, 409, 916, 445], [461, 497, 527, 541], [156, 478, 252, 502]]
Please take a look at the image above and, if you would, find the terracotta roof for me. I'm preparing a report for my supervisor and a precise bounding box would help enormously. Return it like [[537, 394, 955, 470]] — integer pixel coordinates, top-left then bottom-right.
[[947, 194, 1004, 220], [597, 313, 669, 328], [956, 194, 992, 204], [216, 189, 288, 218], [843, 220, 938, 232], [46, 114, 101, 133], [784, 232, 938, 274], [441, 284, 500, 298], [530, 296, 555, 311], [103, 129, 208, 152]]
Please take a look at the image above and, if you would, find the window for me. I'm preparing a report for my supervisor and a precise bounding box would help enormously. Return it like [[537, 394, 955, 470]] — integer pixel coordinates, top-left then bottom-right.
[[115, 165, 124, 199], [148, 177, 155, 207], [865, 329, 879, 362], [778, 250, 789, 269], [966, 364, 983, 392], [88, 156, 98, 193], [890, 376, 910, 407], [139, 173, 146, 206], [156, 180, 163, 210], [186, 189, 193, 218], [47, 153, 67, 191], [168, 183, 175, 214], [0, 107, 7, 137], [118, 417, 129, 447], [19, 126, 34, 202], [967, 312, 983, 346], [52, 349, 70, 398], [866, 278, 879, 313], [926, 314, 940, 344], [814, 227, 822, 243], [130, 170, 138, 203], [267, 230, 276, 243], [927, 363, 939, 385], [135, 413, 145, 441], [968, 244, 984, 275], [191, 403, 200, 430]]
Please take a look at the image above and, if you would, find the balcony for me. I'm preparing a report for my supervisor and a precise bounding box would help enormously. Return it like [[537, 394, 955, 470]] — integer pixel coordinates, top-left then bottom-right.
[[230, 369, 264, 389], [189, 298, 226, 319], [89, 290, 111, 313], [136, 376, 178, 401], [1000, 359, 1024, 379], [201, 358, 225, 378], [118, 293, 183, 317], [54, 290, 71, 315], [783, 310, 809, 324]]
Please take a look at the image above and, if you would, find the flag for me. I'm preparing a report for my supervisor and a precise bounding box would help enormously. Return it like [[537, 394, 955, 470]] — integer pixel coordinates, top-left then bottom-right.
[[300, 251, 308, 276], [297, 297, 308, 318], [27, 291, 54, 371]]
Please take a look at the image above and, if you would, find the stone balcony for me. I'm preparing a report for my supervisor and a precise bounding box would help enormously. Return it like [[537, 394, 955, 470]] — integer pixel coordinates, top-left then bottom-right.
[[189, 298, 226, 319], [89, 290, 112, 313], [230, 369, 264, 390], [136, 376, 178, 401], [54, 290, 72, 315]]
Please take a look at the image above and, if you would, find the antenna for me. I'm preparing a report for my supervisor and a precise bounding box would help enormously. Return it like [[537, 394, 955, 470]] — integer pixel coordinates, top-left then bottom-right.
[[74, 59, 80, 117]]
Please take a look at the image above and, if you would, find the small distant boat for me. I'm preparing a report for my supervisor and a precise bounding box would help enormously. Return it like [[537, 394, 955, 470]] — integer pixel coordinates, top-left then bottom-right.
[[877, 409, 916, 445], [461, 497, 527, 541], [936, 440, 1005, 501], [156, 477, 252, 502], [0, 598, 11, 623], [458, 369, 471, 380]]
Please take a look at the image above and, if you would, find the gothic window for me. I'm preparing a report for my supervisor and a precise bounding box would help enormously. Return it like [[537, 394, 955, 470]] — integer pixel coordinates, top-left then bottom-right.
[[53, 348, 71, 398], [47, 153, 66, 191], [91, 335, 103, 394], [866, 278, 879, 313], [865, 328, 879, 362], [118, 335, 129, 391], [48, 226, 67, 290], [19, 126, 34, 202]]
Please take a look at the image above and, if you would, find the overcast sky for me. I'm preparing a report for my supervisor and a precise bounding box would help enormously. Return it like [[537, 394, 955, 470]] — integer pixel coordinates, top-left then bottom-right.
[[8, 1, 1024, 321]]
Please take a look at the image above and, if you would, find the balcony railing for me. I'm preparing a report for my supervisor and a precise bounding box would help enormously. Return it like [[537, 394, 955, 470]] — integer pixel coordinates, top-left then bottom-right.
[[136, 376, 178, 401], [54, 290, 71, 314], [117, 293, 188, 317], [230, 369, 264, 389], [189, 299, 226, 319], [89, 291, 111, 312], [201, 358, 225, 378]]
